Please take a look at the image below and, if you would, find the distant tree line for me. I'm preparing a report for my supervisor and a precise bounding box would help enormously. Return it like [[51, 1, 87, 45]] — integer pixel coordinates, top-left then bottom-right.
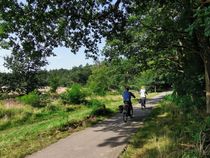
[[0, 64, 92, 92], [0, 60, 170, 95]]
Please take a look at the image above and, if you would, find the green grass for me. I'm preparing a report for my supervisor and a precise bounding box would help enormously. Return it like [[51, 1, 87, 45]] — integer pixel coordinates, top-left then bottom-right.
[[121, 95, 210, 158], [0, 91, 159, 158], [0, 106, 92, 158], [0, 93, 123, 158]]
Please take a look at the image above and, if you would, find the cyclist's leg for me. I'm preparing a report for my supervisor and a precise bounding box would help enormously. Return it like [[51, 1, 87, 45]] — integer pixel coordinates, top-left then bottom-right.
[[124, 101, 129, 115], [128, 101, 133, 116], [130, 103, 133, 112], [144, 97, 146, 108], [141, 98, 144, 108], [130, 103, 133, 117], [127, 101, 131, 116]]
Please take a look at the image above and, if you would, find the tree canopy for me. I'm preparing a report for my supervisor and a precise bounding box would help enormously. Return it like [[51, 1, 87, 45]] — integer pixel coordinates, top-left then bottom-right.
[[0, 0, 210, 112]]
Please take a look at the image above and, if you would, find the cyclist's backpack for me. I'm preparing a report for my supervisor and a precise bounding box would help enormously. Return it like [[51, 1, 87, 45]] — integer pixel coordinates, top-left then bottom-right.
[[123, 91, 130, 101]]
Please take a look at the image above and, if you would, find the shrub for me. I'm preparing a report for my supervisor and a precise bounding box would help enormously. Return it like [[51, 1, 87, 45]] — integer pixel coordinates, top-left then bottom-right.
[[88, 82, 108, 96], [0, 93, 10, 100], [91, 107, 113, 116], [60, 84, 86, 104], [87, 99, 104, 108], [86, 65, 110, 96], [87, 99, 113, 116], [49, 77, 59, 93], [39, 93, 51, 105], [18, 91, 41, 107]]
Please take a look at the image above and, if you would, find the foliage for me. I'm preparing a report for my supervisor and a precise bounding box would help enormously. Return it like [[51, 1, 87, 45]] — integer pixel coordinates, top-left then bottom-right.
[[122, 95, 209, 158], [91, 106, 113, 117], [86, 99, 112, 116], [106, 58, 144, 90], [18, 91, 41, 107], [0, 90, 122, 158], [86, 59, 148, 95], [44, 65, 92, 87], [169, 93, 205, 112], [0, 0, 129, 94], [131, 69, 171, 92], [0, 65, 92, 94], [0, 0, 210, 112], [60, 84, 86, 104], [87, 64, 110, 95], [87, 99, 104, 108], [49, 76, 59, 93], [101, 0, 210, 112]]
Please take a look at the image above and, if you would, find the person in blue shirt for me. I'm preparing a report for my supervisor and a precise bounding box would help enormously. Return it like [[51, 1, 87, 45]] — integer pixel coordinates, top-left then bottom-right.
[[122, 87, 136, 117]]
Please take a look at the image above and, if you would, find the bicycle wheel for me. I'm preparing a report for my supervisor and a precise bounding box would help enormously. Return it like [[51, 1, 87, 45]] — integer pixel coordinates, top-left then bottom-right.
[[123, 111, 128, 122], [130, 107, 133, 117], [123, 104, 129, 122]]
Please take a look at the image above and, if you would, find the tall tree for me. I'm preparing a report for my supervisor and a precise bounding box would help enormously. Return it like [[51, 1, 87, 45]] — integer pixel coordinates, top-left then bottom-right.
[[190, 1, 210, 112], [1, 0, 210, 113], [103, 0, 209, 113], [0, 0, 130, 93]]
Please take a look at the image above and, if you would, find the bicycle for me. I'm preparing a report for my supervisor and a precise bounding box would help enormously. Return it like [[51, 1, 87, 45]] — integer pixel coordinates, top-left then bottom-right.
[[139, 98, 146, 109], [122, 103, 133, 122]]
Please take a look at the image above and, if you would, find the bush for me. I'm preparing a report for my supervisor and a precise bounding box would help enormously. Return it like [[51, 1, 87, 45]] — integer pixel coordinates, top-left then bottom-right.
[[87, 99, 104, 108], [60, 84, 86, 104], [39, 93, 51, 105], [18, 91, 41, 107], [87, 99, 113, 116], [49, 77, 59, 93], [91, 107, 113, 116], [88, 82, 108, 96], [0, 93, 10, 100], [86, 65, 110, 96]]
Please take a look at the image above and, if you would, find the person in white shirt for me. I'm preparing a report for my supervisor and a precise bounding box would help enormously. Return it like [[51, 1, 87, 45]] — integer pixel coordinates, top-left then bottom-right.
[[139, 86, 147, 109]]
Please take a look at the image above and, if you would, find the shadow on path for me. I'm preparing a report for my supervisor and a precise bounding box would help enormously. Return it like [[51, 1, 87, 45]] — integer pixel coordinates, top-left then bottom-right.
[[26, 92, 170, 158], [94, 94, 165, 148]]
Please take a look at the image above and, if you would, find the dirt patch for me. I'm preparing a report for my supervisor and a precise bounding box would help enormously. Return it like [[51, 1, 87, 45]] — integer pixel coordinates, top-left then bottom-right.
[[38, 87, 51, 93], [38, 87, 67, 94], [2, 99, 23, 109], [56, 87, 67, 94]]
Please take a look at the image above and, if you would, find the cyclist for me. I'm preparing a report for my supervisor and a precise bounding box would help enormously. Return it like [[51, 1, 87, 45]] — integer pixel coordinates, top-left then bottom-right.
[[139, 86, 148, 109], [122, 87, 136, 117]]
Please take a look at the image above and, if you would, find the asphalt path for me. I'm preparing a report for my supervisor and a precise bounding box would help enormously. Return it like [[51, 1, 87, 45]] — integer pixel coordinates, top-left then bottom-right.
[[26, 92, 170, 158]]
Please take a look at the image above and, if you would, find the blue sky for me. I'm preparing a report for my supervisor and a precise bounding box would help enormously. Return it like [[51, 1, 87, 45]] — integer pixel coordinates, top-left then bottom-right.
[[45, 47, 94, 70], [0, 41, 105, 72]]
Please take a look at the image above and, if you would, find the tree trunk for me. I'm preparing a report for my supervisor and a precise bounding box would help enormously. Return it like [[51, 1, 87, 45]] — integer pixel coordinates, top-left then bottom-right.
[[195, 29, 210, 114], [204, 53, 210, 114]]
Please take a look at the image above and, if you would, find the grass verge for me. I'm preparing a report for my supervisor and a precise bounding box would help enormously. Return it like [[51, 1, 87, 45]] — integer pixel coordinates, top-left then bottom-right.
[[121, 95, 210, 158], [0, 91, 158, 158], [0, 94, 122, 158]]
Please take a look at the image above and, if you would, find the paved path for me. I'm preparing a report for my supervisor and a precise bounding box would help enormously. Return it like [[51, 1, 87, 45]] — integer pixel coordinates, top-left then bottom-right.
[[26, 92, 170, 158]]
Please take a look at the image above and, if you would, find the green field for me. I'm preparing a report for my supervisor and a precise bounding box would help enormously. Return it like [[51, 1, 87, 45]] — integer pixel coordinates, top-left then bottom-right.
[[0, 91, 158, 158], [0, 93, 123, 158]]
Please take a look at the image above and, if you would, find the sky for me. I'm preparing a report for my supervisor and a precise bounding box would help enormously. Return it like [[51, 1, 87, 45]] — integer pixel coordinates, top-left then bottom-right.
[[0, 41, 105, 72]]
